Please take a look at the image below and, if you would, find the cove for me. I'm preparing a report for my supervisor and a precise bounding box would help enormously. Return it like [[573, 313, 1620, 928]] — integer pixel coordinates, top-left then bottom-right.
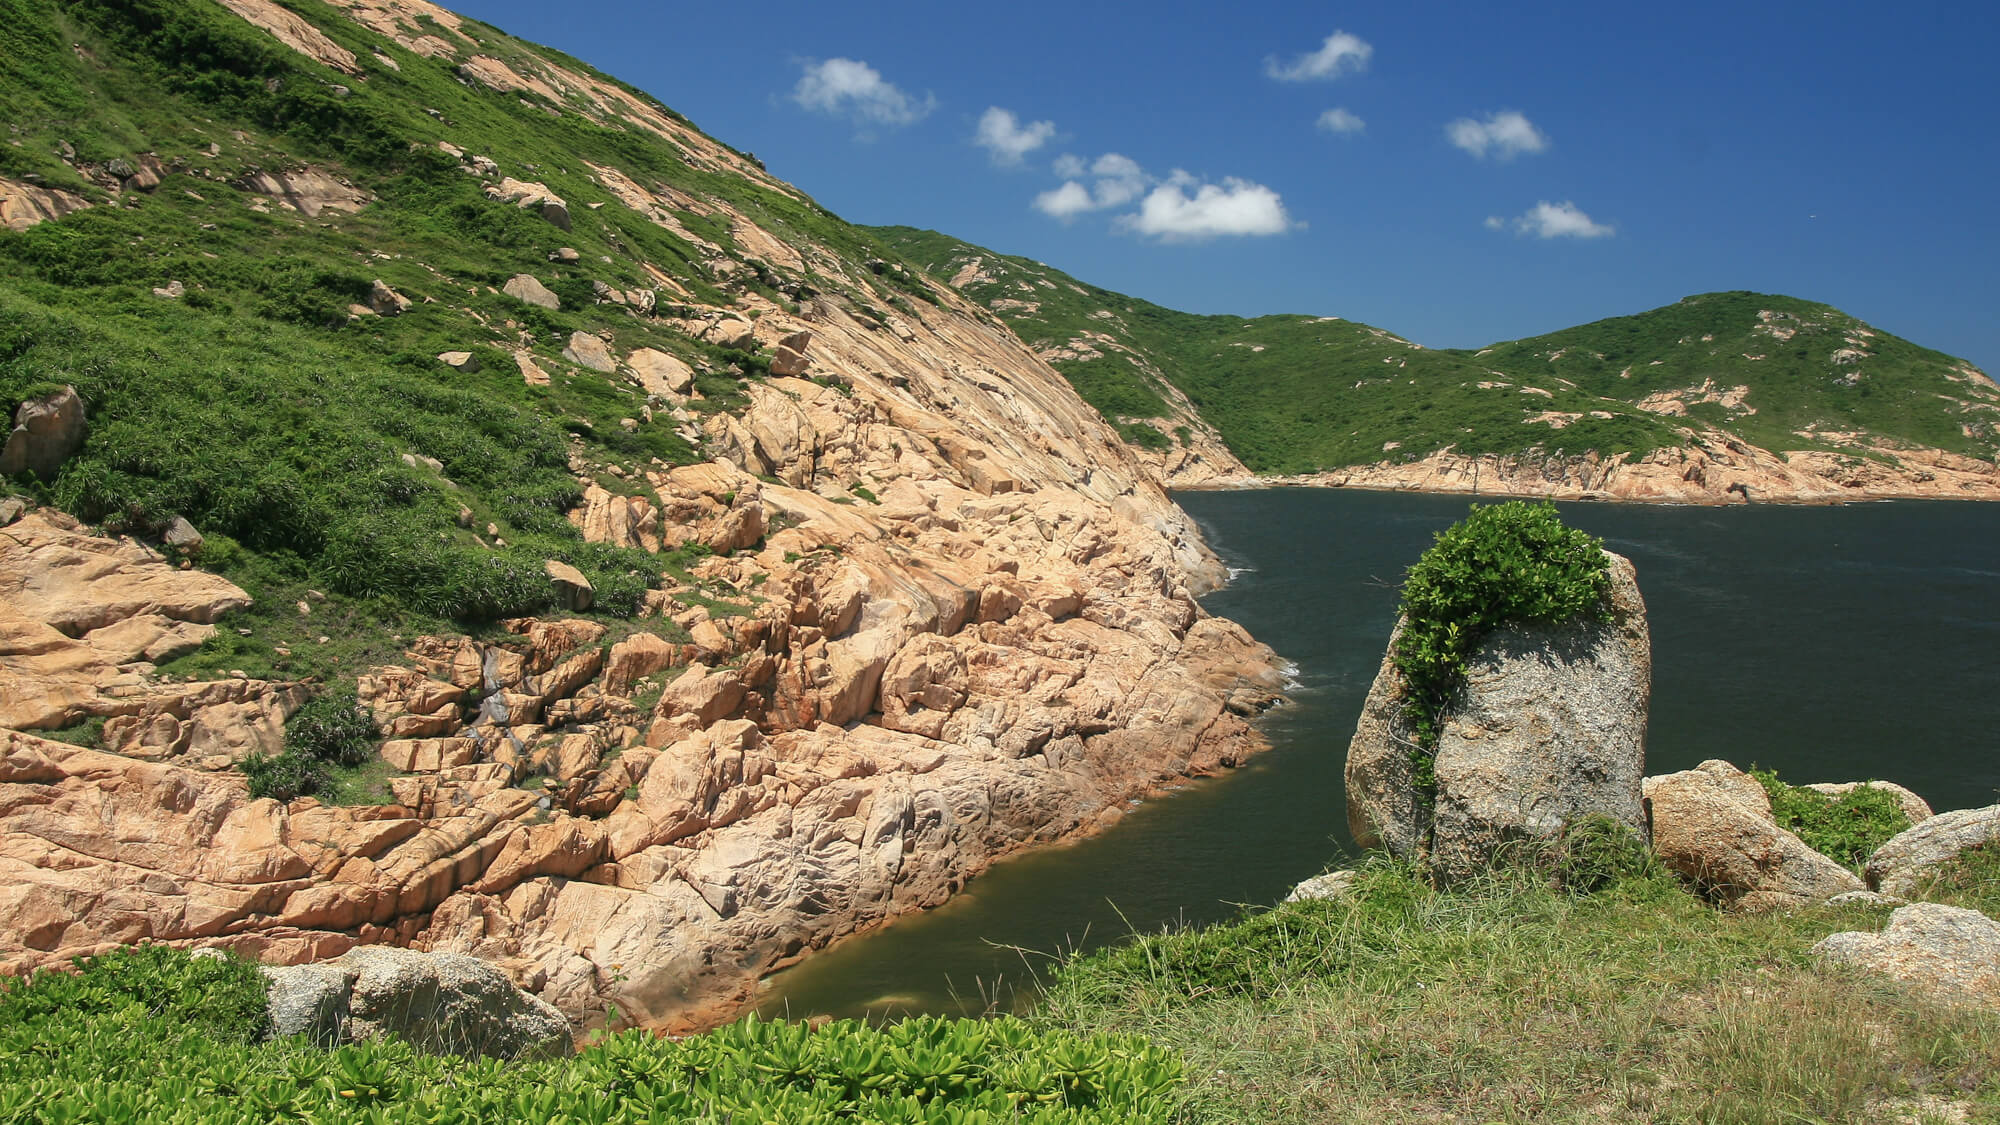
[[755, 490, 2000, 1022]]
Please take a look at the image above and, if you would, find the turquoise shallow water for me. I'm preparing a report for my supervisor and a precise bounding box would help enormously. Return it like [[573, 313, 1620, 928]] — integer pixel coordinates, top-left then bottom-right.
[[755, 491, 2000, 1022]]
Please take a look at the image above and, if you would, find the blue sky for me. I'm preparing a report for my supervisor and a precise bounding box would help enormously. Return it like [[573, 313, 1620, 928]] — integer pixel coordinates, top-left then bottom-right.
[[446, 0, 1999, 372]]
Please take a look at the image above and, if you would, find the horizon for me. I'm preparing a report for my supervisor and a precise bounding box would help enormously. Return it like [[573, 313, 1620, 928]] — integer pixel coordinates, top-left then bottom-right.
[[443, 0, 2000, 374]]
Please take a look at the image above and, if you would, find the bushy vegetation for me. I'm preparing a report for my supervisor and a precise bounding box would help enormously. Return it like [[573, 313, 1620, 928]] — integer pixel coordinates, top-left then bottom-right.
[[241, 689, 384, 802], [1751, 769, 1914, 871], [0, 947, 1184, 1124], [1038, 854, 2000, 1124], [877, 229, 1999, 474], [1392, 502, 1610, 786]]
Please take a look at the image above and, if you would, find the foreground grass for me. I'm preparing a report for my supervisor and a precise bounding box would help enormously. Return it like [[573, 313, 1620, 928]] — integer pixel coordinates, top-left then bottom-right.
[[1035, 854, 2000, 1124]]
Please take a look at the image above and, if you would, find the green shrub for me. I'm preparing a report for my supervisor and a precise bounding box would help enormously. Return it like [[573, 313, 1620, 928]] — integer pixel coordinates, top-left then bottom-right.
[[1548, 813, 1657, 893], [285, 689, 380, 768], [0, 944, 271, 1045], [240, 747, 332, 801], [1116, 421, 1172, 450], [1393, 501, 1610, 788], [1751, 769, 1911, 870]]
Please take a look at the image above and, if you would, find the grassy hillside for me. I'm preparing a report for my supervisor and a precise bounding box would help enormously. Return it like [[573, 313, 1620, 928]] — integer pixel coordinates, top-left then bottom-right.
[[0, 0, 941, 643], [875, 228, 2000, 475]]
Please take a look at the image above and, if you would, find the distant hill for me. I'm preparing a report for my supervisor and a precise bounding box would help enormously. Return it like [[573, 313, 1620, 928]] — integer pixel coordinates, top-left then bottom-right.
[[874, 227, 2000, 482]]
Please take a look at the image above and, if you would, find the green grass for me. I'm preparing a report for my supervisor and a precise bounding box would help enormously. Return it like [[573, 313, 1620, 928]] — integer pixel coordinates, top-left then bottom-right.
[[1035, 855, 2000, 1124], [875, 228, 2000, 475], [1752, 769, 1914, 871]]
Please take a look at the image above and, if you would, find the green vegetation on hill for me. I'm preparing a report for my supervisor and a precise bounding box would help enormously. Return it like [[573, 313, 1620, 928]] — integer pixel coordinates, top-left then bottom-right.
[[0, 946, 1183, 1123], [875, 228, 2000, 475]]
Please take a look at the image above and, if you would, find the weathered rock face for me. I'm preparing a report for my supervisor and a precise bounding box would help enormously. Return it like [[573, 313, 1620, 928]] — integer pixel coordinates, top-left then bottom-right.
[[264, 946, 571, 1058], [1643, 759, 1864, 910], [1814, 903, 2000, 1008], [0, 385, 87, 480], [1867, 804, 2000, 898], [1345, 551, 1650, 880]]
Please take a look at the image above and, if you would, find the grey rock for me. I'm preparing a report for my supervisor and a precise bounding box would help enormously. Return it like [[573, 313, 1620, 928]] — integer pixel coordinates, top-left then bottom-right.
[[1644, 759, 1864, 910], [545, 559, 593, 612], [0, 497, 25, 526], [266, 947, 569, 1059], [1867, 804, 2000, 898], [536, 198, 571, 231], [1346, 550, 1651, 881], [162, 515, 202, 551], [368, 279, 411, 316], [549, 247, 580, 263], [0, 385, 87, 480], [562, 331, 617, 374], [502, 274, 560, 310], [1284, 869, 1358, 903], [262, 963, 356, 1046], [1826, 890, 1907, 907], [1813, 902, 2000, 1007]]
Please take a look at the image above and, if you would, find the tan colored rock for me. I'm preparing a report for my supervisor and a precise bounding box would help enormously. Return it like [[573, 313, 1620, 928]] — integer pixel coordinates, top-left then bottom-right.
[[436, 351, 478, 372], [543, 560, 593, 612], [1644, 760, 1864, 909], [367, 280, 411, 316], [626, 348, 695, 397], [1, 386, 87, 480], [1867, 805, 2000, 898], [0, 177, 91, 232], [503, 275, 560, 310], [211, 0, 362, 74], [604, 633, 679, 696], [562, 332, 616, 374], [1814, 903, 2000, 1008], [237, 168, 371, 217]]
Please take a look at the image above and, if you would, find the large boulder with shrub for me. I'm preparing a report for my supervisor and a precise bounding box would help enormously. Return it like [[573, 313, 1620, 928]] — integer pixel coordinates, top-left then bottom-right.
[[1345, 502, 1651, 882], [263, 946, 570, 1059]]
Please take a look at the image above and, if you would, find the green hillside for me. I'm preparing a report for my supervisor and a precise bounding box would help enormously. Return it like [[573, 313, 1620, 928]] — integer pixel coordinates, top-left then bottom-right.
[[874, 228, 2000, 475], [0, 0, 937, 631]]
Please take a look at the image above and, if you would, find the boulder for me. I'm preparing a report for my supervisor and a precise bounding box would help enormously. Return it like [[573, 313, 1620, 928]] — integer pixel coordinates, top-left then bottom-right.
[[544, 560, 593, 612], [368, 279, 411, 316], [562, 332, 616, 374], [1644, 759, 1864, 909], [1344, 551, 1651, 881], [549, 247, 580, 263], [263, 946, 570, 1059], [770, 346, 810, 377], [1284, 869, 1358, 903], [1867, 804, 2000, 898], [1813, 903, 2000, 1008], [0, 385, 87, 480], [162, 516, 203, 551], [627, 348, 695, 397], [437, 351, 478, 372], [503, 275, 560, 310]]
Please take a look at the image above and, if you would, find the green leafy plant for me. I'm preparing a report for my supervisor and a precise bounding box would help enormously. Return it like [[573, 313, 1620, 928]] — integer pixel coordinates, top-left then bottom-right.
[[1750, 768, 1912, 870], [1393, 501, 1611, 788]]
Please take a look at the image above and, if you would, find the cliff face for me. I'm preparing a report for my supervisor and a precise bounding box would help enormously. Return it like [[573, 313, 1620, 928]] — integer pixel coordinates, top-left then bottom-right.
[[0, 0, 1281, 1028]]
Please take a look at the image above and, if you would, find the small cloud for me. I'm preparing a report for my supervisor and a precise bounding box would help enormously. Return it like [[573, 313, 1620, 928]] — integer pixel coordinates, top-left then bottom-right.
[[1034, 181, 1096, 220], [1317, 107, 1365, 135], [1052, 153, 1086, 178], [791, 58, 935, 127], [1089, 153, 1147, 206], [1446, 110, 1549, 160], [1116, 172, 1296, 242], [1493, 200, 1614, 239], [974, 106, 1056, 166], [1266, 30, 1373, 82]]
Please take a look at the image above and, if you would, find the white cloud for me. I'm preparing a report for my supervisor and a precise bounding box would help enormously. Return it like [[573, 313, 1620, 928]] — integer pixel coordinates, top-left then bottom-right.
[[1493, 200, 1615, 239], [1266, 30, 1373, 81], [1317, 107, 1365, 135], [1088, 153, 1147, 206], [1034, 181, 1096, 220], [1051, 153, 1086, 178], [1115, 172, 1296, 242], [1446, 110, 1549, 160], [791, 58, 935, 127], [974, 106, 1056, 166]]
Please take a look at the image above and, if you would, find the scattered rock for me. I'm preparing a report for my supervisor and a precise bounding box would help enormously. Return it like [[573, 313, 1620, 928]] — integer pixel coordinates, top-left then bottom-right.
[[1644, 760, 1864, 910], [1345, 551, 1650, 881], [626, 348, 694, 397], [0, 497, 24, 526], [502, 274, 560, 310], [1867, 804, 2000, 898], [0, 385, 88, 481], [549, 247, 580, 263], [151, 281, 184, 300], [436, 351, 479, 372], [1825, 890, 1906, 907], [162, 516, 202, 552], [1814, 903, 2000, 1008], [368, 279, 411, 316], [262, 947, 570, 1059], [562, 332, 616, 374], [1285, 869, 1358, 903], [544, 559, 593, 612]]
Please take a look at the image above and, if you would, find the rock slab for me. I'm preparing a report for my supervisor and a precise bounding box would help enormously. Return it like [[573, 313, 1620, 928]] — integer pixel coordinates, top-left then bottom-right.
[[264, 946, 570, 1059], [1345, 550, 1650, 880], [1867, 804, 2000, 898], [1814, 903, 2000, 1008]]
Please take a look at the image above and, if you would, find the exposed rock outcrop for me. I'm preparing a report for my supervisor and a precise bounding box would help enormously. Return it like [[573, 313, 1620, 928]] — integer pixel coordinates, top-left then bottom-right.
[[1814, 903, 2000, 1008], [1866, 805, 2000, 898], [264, 946, 570, 1058], [1344, 551, 1650, 879], [1643, 760, 1864, 910]]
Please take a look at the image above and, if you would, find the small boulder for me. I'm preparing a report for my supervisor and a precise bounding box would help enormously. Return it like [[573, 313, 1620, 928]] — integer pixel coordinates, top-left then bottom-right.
[[549, 247, 580, 263], [1867, 804, 2000, 898], [162, 515, 203, 552], [626, 348, 694, 397], [436, 351, 479, 372], [536, 198, 571, 231], [562, 331, 617, 374], [264, 947, 571, 1059], [151, 281, 184, 299], [1813, 903, 2000, 1008], [0, 385, 87, 480], [1285, 869, 1358, 903], [769, 345, 810, 377], [368, 279, 411, 316], [1643, 759, 1864, 910], [503, 274, 560, 310], [544, 559, 593, 612]]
